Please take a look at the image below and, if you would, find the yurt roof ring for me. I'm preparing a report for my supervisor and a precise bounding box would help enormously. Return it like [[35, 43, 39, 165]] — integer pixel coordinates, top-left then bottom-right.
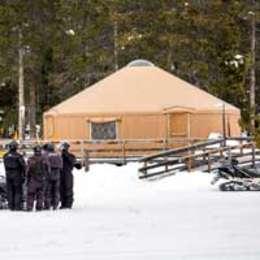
[[127, 59, 155, 67]]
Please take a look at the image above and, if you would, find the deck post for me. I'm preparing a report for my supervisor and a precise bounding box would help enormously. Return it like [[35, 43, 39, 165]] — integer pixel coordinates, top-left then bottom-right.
[[202, 148, 206, 161], [220, 148, 223, 158], [207, 152, 211, 172], [187, 157, 192, 172], [165, 156, 168, 172], [84, 149, 90, 172], [122, 140, 126, 165], [187, 143, 192, 172], [144, 161, 147, 177], [80, 140, 84, 159], [252, 143, 256, 168], [240, 139, 243, 155], [228, 147, 231, 161]]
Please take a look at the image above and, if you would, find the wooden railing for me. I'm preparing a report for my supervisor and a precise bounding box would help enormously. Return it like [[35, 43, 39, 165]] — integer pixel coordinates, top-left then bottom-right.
[[138, 137, 257, 179], [1, 138, 257, 177], [0, 137, 207, 161]]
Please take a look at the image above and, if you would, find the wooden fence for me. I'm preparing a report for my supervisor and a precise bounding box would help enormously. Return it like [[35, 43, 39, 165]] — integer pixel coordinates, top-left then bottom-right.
[[1, 137, 258, 177], [0, 137, 206, 162], [138, 137, 258, 179]]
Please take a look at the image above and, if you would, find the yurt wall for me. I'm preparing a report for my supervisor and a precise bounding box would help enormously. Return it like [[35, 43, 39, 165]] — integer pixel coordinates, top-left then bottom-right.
[[44, 113, 167, 141], [190, 112, 241, 138], [44, 111, 240, 141]]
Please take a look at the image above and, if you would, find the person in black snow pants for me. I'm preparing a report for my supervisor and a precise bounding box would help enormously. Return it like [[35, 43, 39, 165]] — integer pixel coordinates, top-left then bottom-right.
[[44, 143, 63, 210], [42, 143, 51, 207], [26, 146, 49, 211], [60, 141, 82, 209], [3, 141, 26, 211]]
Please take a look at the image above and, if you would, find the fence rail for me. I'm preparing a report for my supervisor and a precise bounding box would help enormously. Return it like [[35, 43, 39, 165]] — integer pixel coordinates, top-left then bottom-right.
[[0, 137, 208, 161], [0, 138, 256, 175], [138, 137, 258, 179]]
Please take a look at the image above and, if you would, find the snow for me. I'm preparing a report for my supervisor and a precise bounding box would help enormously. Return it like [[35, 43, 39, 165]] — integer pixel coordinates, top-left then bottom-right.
[[248, 11, 255, 16], [230, 60, 239, 68], [65, 29, 75, 36], [1, 162, 260, 259], [208, 132, 222, 140], [224, 58, 244, 68], [234, 54, 243, 60], [207, 132, 246, 148]]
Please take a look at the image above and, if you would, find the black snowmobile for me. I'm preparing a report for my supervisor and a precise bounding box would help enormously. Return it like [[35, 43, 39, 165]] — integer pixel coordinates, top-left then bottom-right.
[[211, 159, 260, 191], [0, 175, 8, 209]]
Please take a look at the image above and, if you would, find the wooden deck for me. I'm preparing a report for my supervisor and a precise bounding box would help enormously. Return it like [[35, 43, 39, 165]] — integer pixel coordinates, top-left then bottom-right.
[[0, 137, 206, 161], [1, 138, 258, 178]]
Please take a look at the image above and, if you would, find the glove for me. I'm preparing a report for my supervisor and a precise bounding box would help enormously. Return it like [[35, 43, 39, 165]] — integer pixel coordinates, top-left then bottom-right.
[[74, 161, 82, 170]]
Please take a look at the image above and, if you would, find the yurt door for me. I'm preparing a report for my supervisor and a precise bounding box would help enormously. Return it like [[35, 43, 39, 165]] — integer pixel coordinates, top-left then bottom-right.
[[169, 113, 190, 138]]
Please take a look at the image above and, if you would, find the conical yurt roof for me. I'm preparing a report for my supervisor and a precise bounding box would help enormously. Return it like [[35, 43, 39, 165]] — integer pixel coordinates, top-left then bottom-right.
[[45, 60, 239, 116]]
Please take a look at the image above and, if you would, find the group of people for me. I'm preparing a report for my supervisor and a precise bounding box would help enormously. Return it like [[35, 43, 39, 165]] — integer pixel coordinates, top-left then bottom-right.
[[3, 140, 82, 211]]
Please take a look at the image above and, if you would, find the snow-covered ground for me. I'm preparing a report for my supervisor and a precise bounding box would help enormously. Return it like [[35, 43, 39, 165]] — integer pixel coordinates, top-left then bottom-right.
[[0, 162, 260, 260]]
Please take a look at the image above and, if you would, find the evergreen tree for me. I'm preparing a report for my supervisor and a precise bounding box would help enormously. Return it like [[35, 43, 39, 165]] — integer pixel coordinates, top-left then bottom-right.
[[0, 0, 259, 137]]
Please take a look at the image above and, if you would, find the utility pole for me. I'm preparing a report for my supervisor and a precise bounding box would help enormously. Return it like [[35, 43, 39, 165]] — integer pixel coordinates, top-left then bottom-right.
[[18, 28, 25, 140], [249, 0, 256, 134]]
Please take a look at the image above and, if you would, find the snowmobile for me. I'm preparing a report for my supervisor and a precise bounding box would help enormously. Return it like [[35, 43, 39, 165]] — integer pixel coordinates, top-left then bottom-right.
[[211, 159, 260, 191], [0, 175, 8, 209]]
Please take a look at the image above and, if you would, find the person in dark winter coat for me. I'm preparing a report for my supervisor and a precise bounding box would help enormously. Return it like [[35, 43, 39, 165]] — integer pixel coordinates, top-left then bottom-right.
[[3, 141, 26, 211], [44, 143, 63, 210], [42, 143, 50, 207], [26, 145, 49, 211], [60, 142, 81, 209]]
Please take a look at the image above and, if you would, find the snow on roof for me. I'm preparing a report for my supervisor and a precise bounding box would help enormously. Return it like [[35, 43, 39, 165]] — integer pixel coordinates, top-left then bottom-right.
[[127, 59, 155, 67]]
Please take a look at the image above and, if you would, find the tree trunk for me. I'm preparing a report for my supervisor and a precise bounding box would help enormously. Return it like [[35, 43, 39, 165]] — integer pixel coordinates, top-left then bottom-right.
[[250, 0, 256, 133], [29, 82, 36, 139], [18, 28, 25, 140], [113, 20, 119, 71]]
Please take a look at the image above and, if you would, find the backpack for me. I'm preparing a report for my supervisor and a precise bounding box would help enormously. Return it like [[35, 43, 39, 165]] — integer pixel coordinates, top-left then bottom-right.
[[48, 153, 62, 181], [28, 156, 46, 182], [4, 153, 20, 170]]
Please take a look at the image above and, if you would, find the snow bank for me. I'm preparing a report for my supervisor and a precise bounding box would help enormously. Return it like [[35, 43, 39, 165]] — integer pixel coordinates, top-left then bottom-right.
[[75, 163, 213, 209]]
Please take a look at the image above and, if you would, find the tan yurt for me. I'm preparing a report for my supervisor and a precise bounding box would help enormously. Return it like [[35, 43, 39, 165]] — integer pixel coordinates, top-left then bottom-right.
[[43, 60, 240, 156]]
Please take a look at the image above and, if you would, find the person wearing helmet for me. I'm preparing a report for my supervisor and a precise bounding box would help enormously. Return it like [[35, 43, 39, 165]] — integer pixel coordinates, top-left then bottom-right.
[[60, 141, 81, 209], [42, 143, 49, 155], [42, 142, 51, 204], [26, 145, 50, 211], [44, 143, 63, 210], [3, 141, 26, 210]]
